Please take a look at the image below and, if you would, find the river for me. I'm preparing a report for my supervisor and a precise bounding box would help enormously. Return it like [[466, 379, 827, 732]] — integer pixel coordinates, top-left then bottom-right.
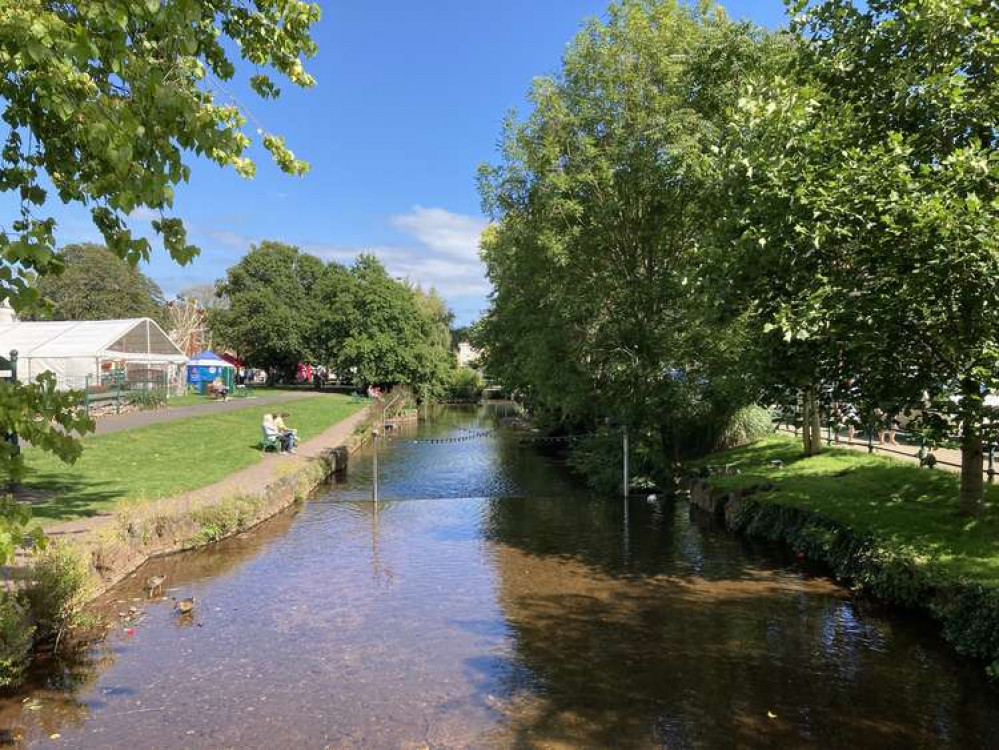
[[2, 405, 997, 748]]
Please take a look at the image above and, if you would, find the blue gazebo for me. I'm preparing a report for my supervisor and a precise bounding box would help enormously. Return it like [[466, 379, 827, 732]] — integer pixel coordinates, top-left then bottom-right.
[[186, 350, 235, 394]]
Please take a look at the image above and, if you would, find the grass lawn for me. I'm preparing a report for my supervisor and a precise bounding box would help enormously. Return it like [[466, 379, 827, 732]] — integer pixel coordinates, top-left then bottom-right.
[[166, 393, 215, 408], [702, 435, 999, 585], [21, 394, 365, 526]]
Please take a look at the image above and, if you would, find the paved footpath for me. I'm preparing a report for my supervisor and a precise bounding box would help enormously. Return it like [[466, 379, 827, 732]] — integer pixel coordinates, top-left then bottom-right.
[[777, 426, 966, 474], [45, 403, 372, 542], [93, 390, 325, 435]]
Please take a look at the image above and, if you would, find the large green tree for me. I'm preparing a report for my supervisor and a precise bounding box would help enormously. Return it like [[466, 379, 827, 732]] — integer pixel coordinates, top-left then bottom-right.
[[212, 241, 324, 378], [32, 243, 165, 323], [317, 255, 454, 394], [0, 1, 319, 312], [724, 0, 999, 514], [479, 0, 773, 459]]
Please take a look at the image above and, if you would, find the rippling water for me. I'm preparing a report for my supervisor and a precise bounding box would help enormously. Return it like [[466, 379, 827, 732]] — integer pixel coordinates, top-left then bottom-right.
[[2, 405, 997, 748]]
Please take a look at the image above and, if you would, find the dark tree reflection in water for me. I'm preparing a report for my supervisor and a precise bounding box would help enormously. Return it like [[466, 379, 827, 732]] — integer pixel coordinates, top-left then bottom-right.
[[1, 406, 996, 748]]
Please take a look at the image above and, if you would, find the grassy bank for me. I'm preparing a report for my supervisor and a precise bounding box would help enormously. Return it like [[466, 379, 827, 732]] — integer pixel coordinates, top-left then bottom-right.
[[701, 436, 999, 584], [22, 394, 366, 525], [695, 435, 999, 675]]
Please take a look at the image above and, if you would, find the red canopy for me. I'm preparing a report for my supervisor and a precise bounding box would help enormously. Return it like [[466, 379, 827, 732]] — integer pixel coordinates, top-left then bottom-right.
[[220, 352, 246, 367]]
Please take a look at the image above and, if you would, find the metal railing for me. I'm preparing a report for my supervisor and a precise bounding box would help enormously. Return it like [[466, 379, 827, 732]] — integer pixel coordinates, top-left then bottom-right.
[[773, 410, 999, 477]]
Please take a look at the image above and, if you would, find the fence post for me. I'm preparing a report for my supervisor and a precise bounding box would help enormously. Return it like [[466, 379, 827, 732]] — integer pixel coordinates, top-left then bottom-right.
[[988, 444, 996, 482]]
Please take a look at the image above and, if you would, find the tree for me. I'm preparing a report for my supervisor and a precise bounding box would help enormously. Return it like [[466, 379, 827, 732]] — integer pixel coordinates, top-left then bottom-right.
[[212, 241, 324, 378], [32, 243, 165, 323], [0, 1, 320, 313], [724, 0, 999, 514], [0, 1, 320, 555], [319, 255, 453, 394], [479, 0, 774, 460]]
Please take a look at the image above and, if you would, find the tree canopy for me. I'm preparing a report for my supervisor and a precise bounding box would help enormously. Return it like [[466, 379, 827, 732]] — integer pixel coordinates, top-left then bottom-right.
[[479, 0, 774, 457], [213, 244, 455, 394], [480, 0, 999, 514], [31, 243, 165, 323], [0, 1, 320, 313]]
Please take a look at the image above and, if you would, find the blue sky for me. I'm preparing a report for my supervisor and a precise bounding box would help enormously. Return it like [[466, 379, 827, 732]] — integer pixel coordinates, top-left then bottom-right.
[[18, 0, 789, 324]]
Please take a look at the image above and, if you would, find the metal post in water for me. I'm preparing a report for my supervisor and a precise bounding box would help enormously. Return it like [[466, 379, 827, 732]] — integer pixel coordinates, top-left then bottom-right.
[[372, 428, 380, 503], [623, 427, 630, 498]]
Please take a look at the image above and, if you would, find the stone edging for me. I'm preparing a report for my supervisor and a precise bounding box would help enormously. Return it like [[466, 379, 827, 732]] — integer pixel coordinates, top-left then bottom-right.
[[74, 406, 378, 603]]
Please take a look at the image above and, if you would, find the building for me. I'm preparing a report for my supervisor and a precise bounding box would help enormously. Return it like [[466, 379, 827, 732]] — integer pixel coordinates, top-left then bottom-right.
[[456, 341, 480, 368], [0, 316, 188, 391]]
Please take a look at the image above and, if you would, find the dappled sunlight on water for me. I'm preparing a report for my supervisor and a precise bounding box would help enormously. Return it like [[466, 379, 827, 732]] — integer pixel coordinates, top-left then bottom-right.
[[1, 406, 997, 748]]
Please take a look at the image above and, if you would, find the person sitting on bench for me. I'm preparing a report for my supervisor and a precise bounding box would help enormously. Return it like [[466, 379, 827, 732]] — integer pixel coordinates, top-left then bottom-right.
[[274, 412, 298, 452], [261, 412, 293, 453]]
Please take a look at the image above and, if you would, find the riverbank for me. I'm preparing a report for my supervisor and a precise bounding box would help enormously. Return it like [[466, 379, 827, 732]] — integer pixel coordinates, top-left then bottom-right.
[[1, 401, 377, 690], [22, 393, 366, 526], [56, 402, 373, 597], [689, 435, 999, 677]]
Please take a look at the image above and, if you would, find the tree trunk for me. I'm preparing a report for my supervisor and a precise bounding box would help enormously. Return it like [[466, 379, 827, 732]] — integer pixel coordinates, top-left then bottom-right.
[[959, 379, 985, 517], [801, 387, 822, 456], [809, 387, 823, 455], [800, 390, 810, 455]]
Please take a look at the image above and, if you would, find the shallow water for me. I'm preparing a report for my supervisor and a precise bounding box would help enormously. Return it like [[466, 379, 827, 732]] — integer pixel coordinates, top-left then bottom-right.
[[2, 405, 998, 748]]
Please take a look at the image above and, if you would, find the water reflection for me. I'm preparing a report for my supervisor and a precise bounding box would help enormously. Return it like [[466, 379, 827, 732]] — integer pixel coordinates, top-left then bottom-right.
[[0, 405, 996, 748]]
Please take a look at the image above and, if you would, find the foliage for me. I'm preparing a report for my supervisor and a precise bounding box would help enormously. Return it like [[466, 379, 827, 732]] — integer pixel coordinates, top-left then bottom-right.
[[0, 592, 33, 689], [0, 1, 319, 576], [23, 543, 91, 641], [189, 494, 265, 545], [444, 367, 484, 403], [29, 244, 165, 323], [478, 1, 774, 469], [0, 372, 94, 486], [716, 405, 773, 451], [212, 241, 325, 379], [317, 255, 454, 395], [127, 388, 167, 411], [0, 495, 44, 568], [717, 0, 999, 513], [0, 373, 92, 565], [216, 245, 454, 395], [0, 0, 319, 312]]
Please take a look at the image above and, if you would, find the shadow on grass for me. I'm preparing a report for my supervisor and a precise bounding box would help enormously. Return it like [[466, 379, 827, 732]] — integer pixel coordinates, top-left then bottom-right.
[[707, 437, 999, 581], [16, 468, 125, 524]]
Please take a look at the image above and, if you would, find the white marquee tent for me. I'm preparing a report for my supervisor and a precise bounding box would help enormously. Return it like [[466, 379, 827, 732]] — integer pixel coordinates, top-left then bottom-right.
[[0, 318, 188, 390]]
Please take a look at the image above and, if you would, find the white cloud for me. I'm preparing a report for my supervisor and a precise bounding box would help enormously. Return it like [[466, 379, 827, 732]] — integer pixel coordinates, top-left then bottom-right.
[[307, 206, 491, 301], [148, 206, 492, 320], [389, 206, 488, 262]]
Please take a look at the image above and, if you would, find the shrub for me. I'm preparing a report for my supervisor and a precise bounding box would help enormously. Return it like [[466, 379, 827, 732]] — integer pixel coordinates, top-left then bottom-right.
[[444, 367, 483, 402], [127, 388, 167, 410], [0, 593, 34, 689], [189, 494, 264, 544], [716, 405, 773, 450], [24, 544, 92, 642]]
